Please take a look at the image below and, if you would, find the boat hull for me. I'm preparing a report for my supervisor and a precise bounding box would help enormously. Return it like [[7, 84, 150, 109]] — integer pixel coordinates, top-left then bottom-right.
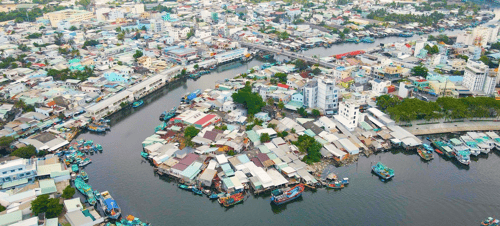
[[271, 192, 302, 205]]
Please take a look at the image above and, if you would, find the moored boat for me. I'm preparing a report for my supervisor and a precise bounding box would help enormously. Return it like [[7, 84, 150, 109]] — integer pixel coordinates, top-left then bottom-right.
[[327, 181, 345, 189], [192, 187, 203, 195], [481, 217, 500, 226], [453, 145, 471, 165], [141, 151, 149, 158], [270, 184, 305, 205], [417, 146, 434, 161], [132, 100, 144, 108], [371, 162, 395, 180], [219, 193, 244, 207], [80, 170, 89, 181], [99, 191, 121, 220]]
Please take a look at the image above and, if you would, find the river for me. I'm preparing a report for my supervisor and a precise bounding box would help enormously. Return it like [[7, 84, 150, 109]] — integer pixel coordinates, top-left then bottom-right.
[[76, 25, 500, 225]]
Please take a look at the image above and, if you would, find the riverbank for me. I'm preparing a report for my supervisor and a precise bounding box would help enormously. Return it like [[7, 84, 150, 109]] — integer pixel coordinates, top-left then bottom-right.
[[406, 120, 500, 135]]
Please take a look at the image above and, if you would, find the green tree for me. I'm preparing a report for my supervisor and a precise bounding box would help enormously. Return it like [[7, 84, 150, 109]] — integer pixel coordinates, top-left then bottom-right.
[[260, 133, 271, 143], [62, 185, 75, 199], [31, 195, 63, 218], [0, 136, 14, 151], [184, 126, 200, 139], [291, 128, 296, 134], [312, 68, 321, 75], [267, 98, 274, 106], [297, 107, 307, 117], [273, 72, 287, 83], [312, 109, 321, 118], [278, 101, 285, 110], [133, 50, 143, 61], [115, 27, 122, 32], [411, 64, 429, 77], [231, 82, 266, 115], [0, 205, 5, 212], [117, 32, 125, 41], [69, 26, 77, 31], [457, 54, 468, 62], [194, 64, 199, 70], [11, 145, 36, 158], [294, 59, 308, 71], [11, 63, 18, 69]]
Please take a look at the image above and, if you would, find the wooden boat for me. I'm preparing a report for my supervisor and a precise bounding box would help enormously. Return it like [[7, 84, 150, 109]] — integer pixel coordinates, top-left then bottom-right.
[[434, 148, 443, 155], [270, 184, 305, 205], [219, 193, 244, 207], [191, 188, 203, 195], [327, 182, 344, 189], [417, 147, 434, 161], [372, 162, 394, 180]]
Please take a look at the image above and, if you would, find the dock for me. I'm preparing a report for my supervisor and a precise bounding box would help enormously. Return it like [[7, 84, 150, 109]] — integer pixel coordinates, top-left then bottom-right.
[[406, 120, 500, 135]]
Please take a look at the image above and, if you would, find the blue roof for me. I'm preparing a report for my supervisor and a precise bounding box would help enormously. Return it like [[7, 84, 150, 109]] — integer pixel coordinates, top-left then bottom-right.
[[237, 154, 250, 163], [105, 198, 119, 210]]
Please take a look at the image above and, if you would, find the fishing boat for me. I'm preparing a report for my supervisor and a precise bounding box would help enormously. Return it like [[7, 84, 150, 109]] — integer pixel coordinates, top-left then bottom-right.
[[434, 148, 443, 155], [210, 65, 216, 70], [162, 107, 177, 121], [341, 177, 349, 185], [80, 170, 89, 181], [459, 136, 481, 156], [481, 217, 500, 226], [453, 145, 471, 165], [485, 132, 500, 150], [270, 184, 305, 205], [219, 193, 244, 207], [209, 193, 225, 199], [431, 140, 454, 158], [360, 37, 374, 43], [423, 144, 434, 152], [140, 151, 149, 158], [86, 190, 98, 206], [94, 144, 103, 152], [71, 164, 79, 172], [327, 181, 344, 189], [417, 146, 434, 161], [132, 100, 144, 108], [192, 187, 203, 195], [178, 184, 191, 190], [371, 162, 395, 180], [79, 158, 92, 167], [119, 215, 150, 226], [99, 191, 121, 220]]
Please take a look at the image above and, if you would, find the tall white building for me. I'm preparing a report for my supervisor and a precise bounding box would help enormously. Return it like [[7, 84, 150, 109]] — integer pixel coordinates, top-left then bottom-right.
[[463, 60, 495, 95], [317, 77, 339, 115], [301, 77, 339, 115], [471, 26, 499, 47], [334, 101, 360, 131]]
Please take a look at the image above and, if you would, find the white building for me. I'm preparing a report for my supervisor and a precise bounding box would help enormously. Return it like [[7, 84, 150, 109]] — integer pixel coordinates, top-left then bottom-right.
[[317, 77, 338, 115], [0, 158, 36, 190], [463, 60, 494, 95], [334, 101, 360, 131], [302, 77, 338, 114], [471, 26, 498, 47]]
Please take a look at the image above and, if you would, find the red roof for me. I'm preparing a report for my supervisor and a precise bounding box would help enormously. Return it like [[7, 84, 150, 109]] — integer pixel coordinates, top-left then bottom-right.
[[47, 101, 56, 107], [194, 114, 216, 126], [417, 79, 427, 82], [341, 77, 354, 82], [277, 84, 289, 89], [33, 63, 46, 67], [178, 153, 198, 166]]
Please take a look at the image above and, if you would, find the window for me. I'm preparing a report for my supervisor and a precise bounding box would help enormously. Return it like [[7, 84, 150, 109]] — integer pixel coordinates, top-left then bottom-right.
[[26, 172, 30, 175], [10, 170, 15, 173], [2, 172, 6, 175], [18, 168, 22, 171]]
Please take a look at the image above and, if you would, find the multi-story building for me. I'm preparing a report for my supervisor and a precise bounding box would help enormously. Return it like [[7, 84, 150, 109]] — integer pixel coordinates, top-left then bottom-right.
[[317, 77, 338, 115], [43, 9, 95, 27], [302, 77, 339, 114], [0, 158, 36, 190], [463, 60, 494, 95], [335, 100, 360, 131]]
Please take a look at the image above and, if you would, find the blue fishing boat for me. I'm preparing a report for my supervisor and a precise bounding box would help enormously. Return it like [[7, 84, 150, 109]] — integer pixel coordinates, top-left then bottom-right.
[[423, 143, 434, 152], [99, 191, 121, 220], [371, 162, 394, 180], [132, 100, 144, 108], [341, 177, 349, 185], [178, 184, 191, 190], [270, 184, 305, 205], [360, 37, 374, 43], [162, 107, 177, 121], [192, 188, 203, 195], [71, 164, 79, 172]]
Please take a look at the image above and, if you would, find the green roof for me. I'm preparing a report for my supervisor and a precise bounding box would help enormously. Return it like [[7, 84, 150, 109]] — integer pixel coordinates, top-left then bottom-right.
[[304, 129, 315, 137], [1, 178, 28, 189], [0, 210, 22, 225], [246, 130, 260, 143], [257, 145, 270, 154], [39, 179, 57, 195], [46, 218, 59, 226]]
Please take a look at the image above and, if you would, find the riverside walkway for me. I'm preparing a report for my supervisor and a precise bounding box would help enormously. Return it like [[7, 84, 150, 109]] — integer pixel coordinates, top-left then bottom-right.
[[405, 120, 500, 135]]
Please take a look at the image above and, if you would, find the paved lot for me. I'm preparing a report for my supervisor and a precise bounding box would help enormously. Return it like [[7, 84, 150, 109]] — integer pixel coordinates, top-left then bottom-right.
[[405, 120, 500, 135]]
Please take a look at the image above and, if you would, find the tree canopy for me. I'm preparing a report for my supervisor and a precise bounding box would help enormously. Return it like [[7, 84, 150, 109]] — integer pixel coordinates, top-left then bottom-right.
[[31, 195, 63, 218], [62, 185, 75, 199], [293, 135, 322, 164], [11, 145, 36, 159], [260, 133, 271, 143], [411, 64, 429, 77], [184, 126, 200, 139], [376, 95, 500, 123], [231, 82, 265, 115]]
